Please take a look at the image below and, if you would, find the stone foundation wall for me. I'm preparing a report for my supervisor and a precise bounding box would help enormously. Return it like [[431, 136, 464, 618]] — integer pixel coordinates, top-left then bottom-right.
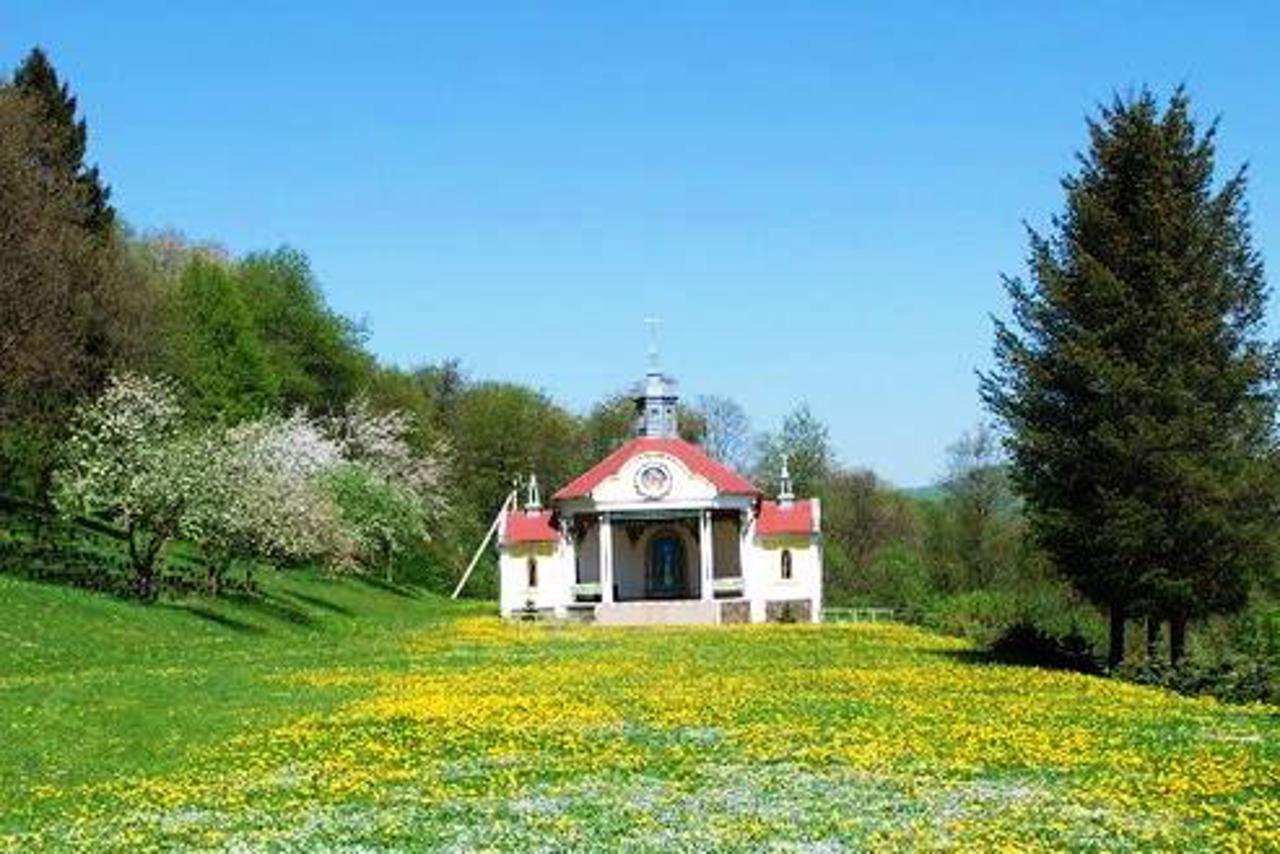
[[765, 599, 812, 623], [719, 600, 751, 624], [564, 605, 597, 624]]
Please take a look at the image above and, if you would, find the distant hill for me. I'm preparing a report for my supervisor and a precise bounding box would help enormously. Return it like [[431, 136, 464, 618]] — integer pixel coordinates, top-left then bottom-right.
[[901, 483, 946, 502]]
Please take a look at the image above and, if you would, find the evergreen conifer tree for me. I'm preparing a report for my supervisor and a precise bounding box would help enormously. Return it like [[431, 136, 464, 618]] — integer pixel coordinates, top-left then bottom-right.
[[12, 47, 114, 235], [981, 88, 1277, 667]]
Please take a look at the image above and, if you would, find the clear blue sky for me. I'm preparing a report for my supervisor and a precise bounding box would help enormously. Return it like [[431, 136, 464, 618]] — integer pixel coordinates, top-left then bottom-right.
[[5, 2, 1278, 486]]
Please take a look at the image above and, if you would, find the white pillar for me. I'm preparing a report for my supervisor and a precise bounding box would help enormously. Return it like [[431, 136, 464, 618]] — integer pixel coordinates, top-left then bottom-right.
[[737, 510, 747, 579], [560, 516, 577, 617], [700, 510, 714, 601], [600, 513, 614, 603], [744, 509, 764, 623]]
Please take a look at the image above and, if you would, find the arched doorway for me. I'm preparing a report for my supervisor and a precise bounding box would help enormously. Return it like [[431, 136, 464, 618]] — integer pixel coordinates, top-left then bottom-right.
[[647, 531, 687, 598]]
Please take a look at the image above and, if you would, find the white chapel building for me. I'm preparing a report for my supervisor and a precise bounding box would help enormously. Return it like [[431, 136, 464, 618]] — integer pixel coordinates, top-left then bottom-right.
[[497, 362, 823, 625]]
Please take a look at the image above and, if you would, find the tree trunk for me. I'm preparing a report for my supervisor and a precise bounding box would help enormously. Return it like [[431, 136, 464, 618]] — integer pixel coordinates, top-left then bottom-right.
[[128, 527, 164, 602], [1169, 614, 1189, 666], [1107, 604, 1126, 670], [32, 459, 55, 543], [207, 562, 223, 597], [1145, 617, 1161, 663]]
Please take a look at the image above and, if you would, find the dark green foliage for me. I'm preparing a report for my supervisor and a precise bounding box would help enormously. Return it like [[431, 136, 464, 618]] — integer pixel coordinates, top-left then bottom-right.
[[410, 360, 467, 432], [1120, 596, 1279, 703], [139, 243, 378, 426], [12, 48, 114, 235], [987, 622, 1101, 674], [1, 53, 148, 505], [855, 543, 934, 618], [450, 382, 583, 519], [981, 87, 1278, 667]]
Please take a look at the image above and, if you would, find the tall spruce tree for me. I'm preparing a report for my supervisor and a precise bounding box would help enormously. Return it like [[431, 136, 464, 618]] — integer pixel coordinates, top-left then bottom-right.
[[2, 48, 142, 504], [981, 88, 1277, 668], [12, 47, 114, 235]]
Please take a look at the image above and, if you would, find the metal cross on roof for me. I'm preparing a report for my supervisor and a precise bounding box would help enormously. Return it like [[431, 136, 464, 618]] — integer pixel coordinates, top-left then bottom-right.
[[643, 316, 662, 372]]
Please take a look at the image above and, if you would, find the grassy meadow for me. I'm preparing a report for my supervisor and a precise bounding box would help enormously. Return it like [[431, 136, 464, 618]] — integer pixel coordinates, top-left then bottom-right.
[[0, 571, 1276, 853]]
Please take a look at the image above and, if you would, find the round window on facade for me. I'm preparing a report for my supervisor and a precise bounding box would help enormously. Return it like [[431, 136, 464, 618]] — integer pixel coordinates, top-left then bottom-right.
[[634, 462, 673, 499]]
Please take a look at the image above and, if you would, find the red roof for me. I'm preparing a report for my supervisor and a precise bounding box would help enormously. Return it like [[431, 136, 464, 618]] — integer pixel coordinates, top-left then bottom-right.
[[756, 499, 816, 537], [553, 437, 761, 500], [503, 510, 560, 544]]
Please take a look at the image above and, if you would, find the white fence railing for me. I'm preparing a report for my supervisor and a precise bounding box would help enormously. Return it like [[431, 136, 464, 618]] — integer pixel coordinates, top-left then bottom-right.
[[822, 607, 897, 624]]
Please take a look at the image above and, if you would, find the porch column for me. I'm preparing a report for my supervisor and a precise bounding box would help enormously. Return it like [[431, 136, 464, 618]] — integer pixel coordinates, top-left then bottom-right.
[[600, 512, 614, 603], [700, 510, 714, 600]]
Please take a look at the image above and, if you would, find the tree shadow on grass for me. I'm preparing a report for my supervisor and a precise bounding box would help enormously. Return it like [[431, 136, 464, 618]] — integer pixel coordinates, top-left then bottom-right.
[[164, 603, 267, 636], [930, 625, 1103, 676], [932, 647, 1101, 675], [220, 590, 318, 628], [351, 574, 422, 598], [280, 590, 355, 616]]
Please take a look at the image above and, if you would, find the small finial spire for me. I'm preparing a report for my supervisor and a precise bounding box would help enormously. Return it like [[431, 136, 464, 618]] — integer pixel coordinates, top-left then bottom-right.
[[778, 453, 794, 505], [526, 473, 542, 511], [643, 316, 662, 373]]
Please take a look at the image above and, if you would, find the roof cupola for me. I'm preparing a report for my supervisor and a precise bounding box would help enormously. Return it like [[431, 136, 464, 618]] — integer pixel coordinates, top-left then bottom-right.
[[634, 317, 678, 438]]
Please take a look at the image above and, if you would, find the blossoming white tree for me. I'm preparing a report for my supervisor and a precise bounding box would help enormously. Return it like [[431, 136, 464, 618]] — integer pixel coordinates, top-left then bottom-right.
[[183, 412, 346, 592], [56, 378, 450, 597], [54, 374, 209, 599]]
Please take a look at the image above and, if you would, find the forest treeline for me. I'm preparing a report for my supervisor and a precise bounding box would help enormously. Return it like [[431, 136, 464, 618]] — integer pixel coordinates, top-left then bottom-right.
[[2, 49, 1276, 702]]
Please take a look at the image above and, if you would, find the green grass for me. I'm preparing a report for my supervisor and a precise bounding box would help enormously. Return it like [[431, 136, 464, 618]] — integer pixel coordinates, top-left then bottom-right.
[[0, 570, 485, 794], [1, 570, 1276, 852]]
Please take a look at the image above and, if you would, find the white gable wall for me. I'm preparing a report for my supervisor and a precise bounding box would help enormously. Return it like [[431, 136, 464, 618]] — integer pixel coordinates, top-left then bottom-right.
[[590, 451, 718, 506]]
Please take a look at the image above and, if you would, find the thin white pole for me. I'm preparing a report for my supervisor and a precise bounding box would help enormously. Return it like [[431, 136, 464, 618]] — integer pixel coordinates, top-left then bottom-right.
[[451, 489, 516, 599]]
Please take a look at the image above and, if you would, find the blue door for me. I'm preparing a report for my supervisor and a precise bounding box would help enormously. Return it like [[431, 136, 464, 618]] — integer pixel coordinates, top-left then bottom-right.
[[648, 535, 686, 598]]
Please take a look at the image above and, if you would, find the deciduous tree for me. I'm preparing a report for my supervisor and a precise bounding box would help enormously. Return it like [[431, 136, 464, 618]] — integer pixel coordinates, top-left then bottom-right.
[[754, 404, 834, 497], [695, 394, 754, 473]]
